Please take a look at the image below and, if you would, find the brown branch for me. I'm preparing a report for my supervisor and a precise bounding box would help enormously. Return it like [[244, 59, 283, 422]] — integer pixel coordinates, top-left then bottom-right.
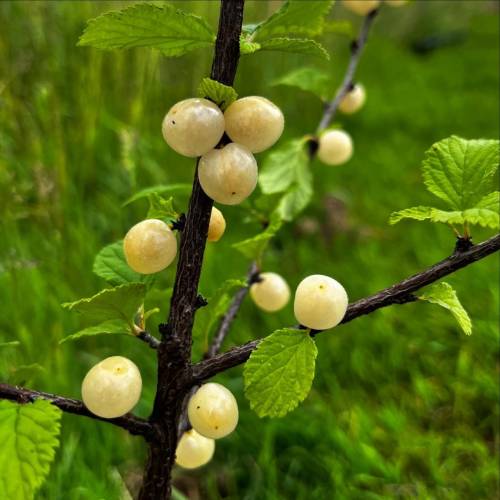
[[136, 330, 160, 349], [204, 262, 260, 359], [191, 234, 500, 383], [317, 8, 378, 132], [0, 383, 154, 439]]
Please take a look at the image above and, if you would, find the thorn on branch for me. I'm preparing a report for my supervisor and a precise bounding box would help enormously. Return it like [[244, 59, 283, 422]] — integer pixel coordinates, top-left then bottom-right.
[[195, 294, 209, 310], [171, 213, 186, 232], [454, 236, 473, 254]]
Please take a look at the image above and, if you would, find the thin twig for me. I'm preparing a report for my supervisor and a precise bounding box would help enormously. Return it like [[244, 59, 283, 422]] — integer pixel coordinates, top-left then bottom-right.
[[317, 9, 379, 132], [136, 330, 161, 349], [0, 383, 154, 438], [191, 233, 500, 383]]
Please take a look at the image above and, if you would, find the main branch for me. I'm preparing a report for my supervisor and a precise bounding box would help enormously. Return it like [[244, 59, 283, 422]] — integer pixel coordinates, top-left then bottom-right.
[[192, 234, 500, 382]]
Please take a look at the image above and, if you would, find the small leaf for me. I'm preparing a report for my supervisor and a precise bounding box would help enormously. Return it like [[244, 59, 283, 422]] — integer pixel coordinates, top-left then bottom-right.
[[0, 341, 20, 348], [244, 328, 318, 418], [253, 0, 334, 40], [276, 168, 313, 222], [78, 3, 216, 57], [422, 136, 499, 210], [233, 213, 283, 261], [240, 37, 261, 55], [147, 193, 179, 221], [272, 67, 330, 100], [197, 78, 238, 110], [0, 400, 62, 500], [418, 282, 472, 335], [143, 307, 160, 322], [93, 240, 155, 286], [62, 283, 146, 327], [59, 319, 131, 344], [323, 19, 354, 37], [123, 184, 192, 206], [259, 38, 330, 60]]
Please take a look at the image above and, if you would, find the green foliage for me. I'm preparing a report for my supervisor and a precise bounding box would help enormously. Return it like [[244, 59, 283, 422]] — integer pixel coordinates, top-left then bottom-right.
[[251, 0, 334, 39], [8, 364, 45, 386], [418, 282, 472, 335], [123, 184, 192, 206], [391, 136, 500, 229], [197, 78, 238, 110], [244, 329, 318, 418], [259, 38, 329, 60], [146, 193, 178, 222], [0, 341, 20, 348], [239, 37, 261, 55], [59, 319, 131, 345], [78, 3, 215, 57], [272, 67, 330, 100], [232, 213, 283, 261], [93, 240, 154, 287], [0, 400, 62, 500], [62, 283, 146, 328]]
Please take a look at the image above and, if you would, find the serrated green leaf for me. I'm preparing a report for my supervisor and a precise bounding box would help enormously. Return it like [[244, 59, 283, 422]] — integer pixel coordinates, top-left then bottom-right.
[[59, 319, 131, 345], [260, 138, 309, 194], [422, 136, 499, 210], [240, 37, 261, 55], [254, 0, 334, 40], [0, 400, 62, 499], [244, 328, 318, 418], [0, 341, 20, 348], [197, 78, 237, 110], [8, 364, 45, 386], [276, 169, 314, 222], [259, 38, 330, 60], [147, 193, 179, 221], [93, 240, 155, 287], [418, 282, 472, 335], [323, 19, 354, 37], [62, 283, 146, 327], [123, 184, 192, 206], [233, 213, 283, 261], [272, 67, 330, 100], [78, 3, 216, 57]]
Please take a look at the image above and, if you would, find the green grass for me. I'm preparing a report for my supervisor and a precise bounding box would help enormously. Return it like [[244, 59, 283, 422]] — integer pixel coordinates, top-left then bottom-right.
[[0, 1, 498, 499]]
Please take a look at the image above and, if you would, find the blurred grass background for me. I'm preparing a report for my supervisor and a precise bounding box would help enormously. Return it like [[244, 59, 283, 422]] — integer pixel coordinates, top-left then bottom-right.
[[0, 1, 499, 499]]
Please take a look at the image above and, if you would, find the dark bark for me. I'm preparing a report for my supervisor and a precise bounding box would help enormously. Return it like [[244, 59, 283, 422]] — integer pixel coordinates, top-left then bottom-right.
[[191, 234, 500, 382], [138, 1, 245, 498]]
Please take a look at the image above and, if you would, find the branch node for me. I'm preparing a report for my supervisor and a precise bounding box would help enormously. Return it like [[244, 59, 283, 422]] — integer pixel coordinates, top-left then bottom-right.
[[195, 294, 209, 310], [454, 236, 473, 254], [171, 213, 186, 232]]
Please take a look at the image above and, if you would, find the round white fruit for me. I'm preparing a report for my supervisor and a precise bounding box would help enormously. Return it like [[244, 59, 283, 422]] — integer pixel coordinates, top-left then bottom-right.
[[224, 96, 284, 153], [162, 98, 225, 157], [317, 130, 353, 166], [188, 383, 239, 439], [338, 84, 366, 114], [294, 274, 348, 330], [81, 356, 142, 419], [342, 0, 380, 15], [250, 272, 290, 312], [175, 429, 215, 469], [198, 143, 258, 205], [207, 207, 226, 242], [123, 219, 177, 274]]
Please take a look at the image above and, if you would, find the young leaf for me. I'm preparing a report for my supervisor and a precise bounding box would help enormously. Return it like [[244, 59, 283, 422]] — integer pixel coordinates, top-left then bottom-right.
[[232, 213, 283, 261], [272, 67, 330, 100], [93, 240, 155, 286], [422, 136, 499, 210], [0, 400, 62, 500], [62, 283, 146, 327], [259, 38, 329, 60], [147, 193, 179, 221], [418, 282, 472, 335], [259, 138, 309, 194], [78, 3, 216, 57], [240, 37, 261, 55], [123, 184, 192, 206], [197, 78, 238, 110], [59, 319, 131, 344], [253, 0, 334, 40], [244, 328, 318, 418]]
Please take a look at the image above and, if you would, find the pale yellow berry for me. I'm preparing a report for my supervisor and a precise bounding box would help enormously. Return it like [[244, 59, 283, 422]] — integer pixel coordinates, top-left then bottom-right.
[[317, 130, 353, 166], [250, 272, 290, 312], [207, 207, 226, 242], [162, 98, 225, 157], [198, 143, 258, 205], [123, 219, 177, 274], [188, 383, 239, 439], [338, 84, 366, 114], [342, 0, 380, 15], [224, 96, 284, 153], [175, 429, 215, 469], [385, 0, 407, 5], [294, 275, 348, 330], [81, 356, 142, 419]]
